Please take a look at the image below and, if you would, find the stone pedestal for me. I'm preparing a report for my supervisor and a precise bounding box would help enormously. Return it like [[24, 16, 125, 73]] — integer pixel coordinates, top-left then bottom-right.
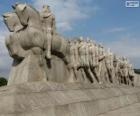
[[0, 82, 140, 116], [134, 74, 140, 86], [8, 54, 46, 85]]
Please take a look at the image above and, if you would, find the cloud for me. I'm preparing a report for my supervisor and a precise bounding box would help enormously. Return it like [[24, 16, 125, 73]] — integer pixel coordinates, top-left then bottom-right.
[[0, 24, 12, 78], [32, 0, 99, 32], [0, 30, 8, 56], [0, 16, 3, 21], [57, 22, 72, 32], [104, 35, 140, 68], [102, 27, 126, 34]]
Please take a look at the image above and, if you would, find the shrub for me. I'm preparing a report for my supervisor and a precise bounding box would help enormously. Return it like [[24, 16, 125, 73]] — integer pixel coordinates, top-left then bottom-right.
[[0, 77, 7, 87]]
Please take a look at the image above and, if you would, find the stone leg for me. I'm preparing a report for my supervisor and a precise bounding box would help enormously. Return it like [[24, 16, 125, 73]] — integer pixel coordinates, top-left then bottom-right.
[[92, 66, 100, 83], [79, 68, 90, 83], [68, 68, 76, 83]]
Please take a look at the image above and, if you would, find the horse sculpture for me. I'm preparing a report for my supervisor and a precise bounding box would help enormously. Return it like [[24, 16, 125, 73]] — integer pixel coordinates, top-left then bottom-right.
[[3, 12, 26, 60]]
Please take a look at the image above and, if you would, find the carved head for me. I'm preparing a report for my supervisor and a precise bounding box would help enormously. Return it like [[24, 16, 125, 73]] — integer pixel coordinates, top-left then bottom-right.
[[79, 36, 83, 42], [13, 3, 40, 27], [12, 3, 29, 26], [3, 12, 24, 32], [42, 5, 51, 13]]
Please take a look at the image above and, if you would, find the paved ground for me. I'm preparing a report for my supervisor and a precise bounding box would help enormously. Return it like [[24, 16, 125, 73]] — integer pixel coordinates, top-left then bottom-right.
[[98, 102, 140, 116]]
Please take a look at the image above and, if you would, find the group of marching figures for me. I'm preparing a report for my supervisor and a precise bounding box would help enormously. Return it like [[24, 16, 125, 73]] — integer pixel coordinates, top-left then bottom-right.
[[3, 3, 135, 86], [68, 37, 135, 86]]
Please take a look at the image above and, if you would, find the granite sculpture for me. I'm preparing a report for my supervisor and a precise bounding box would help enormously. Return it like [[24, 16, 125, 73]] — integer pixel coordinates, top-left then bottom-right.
[[3, 3, 135, 86]]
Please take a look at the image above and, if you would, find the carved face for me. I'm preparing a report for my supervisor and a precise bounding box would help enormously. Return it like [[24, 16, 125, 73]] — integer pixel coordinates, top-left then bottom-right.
[[3, 12, 22, 32], [113, 59, 118, 67], [42, 5, 50, 13], [12, 3, 28, 26]]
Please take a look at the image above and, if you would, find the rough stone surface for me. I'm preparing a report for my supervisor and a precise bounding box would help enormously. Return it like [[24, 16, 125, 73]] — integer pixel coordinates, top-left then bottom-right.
[[134, 74, 140, 86], [8, 53, 47, 85], [0, 82, 140, 116]]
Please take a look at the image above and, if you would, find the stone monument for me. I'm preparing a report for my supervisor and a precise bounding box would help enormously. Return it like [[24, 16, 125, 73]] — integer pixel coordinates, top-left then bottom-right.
[[0, 3, 139, 116]]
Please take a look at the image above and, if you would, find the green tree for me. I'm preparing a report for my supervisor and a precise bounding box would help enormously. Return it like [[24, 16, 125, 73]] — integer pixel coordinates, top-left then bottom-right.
[[134, 69, 140, 74], [0, 77, 7, 87]]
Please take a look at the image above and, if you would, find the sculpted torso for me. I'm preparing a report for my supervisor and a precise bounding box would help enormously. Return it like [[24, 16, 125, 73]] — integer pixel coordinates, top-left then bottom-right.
[[41, 13, 55, 31]]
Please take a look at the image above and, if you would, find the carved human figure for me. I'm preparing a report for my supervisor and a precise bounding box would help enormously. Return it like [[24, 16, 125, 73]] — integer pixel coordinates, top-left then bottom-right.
[[91, 42, 96, 67], [105, 48, 115, 84], [41, 5, 56, 59], [78, 38, 86, 67], [97, 45, 107, 84], [90, 43, 101, 83], [117, 57, 123, 84], [77, 38, 90, 83], [91, 43, 101, 83], [85, 40, 90, 67], [95, 44, 99, 66], [74, 40, 80, 68], [127, 64, 135, 86], [118, 57, 128, 85], [123, 57, 130, 85], [112, 55, 120, 85], [88, 42, 94, 68], [73, 38, 87, 83], [68, 40, 77, 82], [87, 41, 98, 83], [80, 40, 91, 83]]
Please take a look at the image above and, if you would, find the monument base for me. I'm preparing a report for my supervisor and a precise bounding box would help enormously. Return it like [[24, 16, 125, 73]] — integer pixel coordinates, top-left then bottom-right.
[[0, 82, 140, 116]]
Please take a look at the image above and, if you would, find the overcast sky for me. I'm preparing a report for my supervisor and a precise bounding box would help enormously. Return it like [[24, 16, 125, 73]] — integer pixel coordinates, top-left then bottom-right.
[[0, 0, 140, 78]]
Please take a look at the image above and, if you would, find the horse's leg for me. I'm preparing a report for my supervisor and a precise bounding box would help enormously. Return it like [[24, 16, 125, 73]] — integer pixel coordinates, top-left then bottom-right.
[[83, 67, 94, 83], [79, 68, 88, 83], [67, 67, 76, 83]]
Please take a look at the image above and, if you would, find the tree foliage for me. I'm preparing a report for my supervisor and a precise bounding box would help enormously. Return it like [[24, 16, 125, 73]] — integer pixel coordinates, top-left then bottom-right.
[[0, 77, 7, 87], [134, 69, 140, 74]]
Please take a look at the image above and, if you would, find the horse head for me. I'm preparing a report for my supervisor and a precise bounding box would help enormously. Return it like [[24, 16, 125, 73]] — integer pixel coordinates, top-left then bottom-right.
[[3, 12, 24, 32], [12, 3, 41, 27]]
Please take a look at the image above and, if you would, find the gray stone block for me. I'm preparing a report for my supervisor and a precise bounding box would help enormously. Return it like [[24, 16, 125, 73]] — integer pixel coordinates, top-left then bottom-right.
[[0, 82, 140, 116]]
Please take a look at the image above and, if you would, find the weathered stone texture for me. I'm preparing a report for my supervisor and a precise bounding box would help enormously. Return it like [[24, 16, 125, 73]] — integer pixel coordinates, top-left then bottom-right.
[[0, 82, 140, 116], [134, 74, 140, 86]]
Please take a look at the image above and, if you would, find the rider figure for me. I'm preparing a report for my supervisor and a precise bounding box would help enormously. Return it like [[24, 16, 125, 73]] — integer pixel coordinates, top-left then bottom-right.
[[41, 5, 56, 59]]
